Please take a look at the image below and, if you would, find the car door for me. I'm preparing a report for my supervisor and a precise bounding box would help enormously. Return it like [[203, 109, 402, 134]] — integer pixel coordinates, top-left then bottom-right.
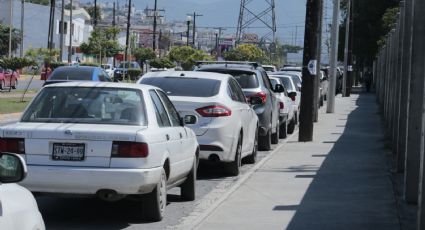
[[229, 78, 254, 155]]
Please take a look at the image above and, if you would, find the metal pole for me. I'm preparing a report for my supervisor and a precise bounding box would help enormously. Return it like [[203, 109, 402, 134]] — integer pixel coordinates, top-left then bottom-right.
[[153, 0, 158, 50], [94, 0, 97, 27], [192, 12, 196, 47], [313, 0, 323, 122], [60, 0, 64, 62], [342, 0, 351, 97], [20, 0, 24, 57], [326, 0, 340, 113], [124, 0, 132, 81], [113, 1, 116, 67], [186, 20, 190, 46], [68, 0, 73, 63], [8, 0, 13, 58]]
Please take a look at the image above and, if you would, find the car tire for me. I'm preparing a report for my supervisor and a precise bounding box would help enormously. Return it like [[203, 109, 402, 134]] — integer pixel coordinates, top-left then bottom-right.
[[180, 158, 196, 201], [142, 168, 167, 222], [227, 135, 242, 176], [287, 118, 296, 134], [244, 127, 258, 164], [258, 128, 272, 151], [271, 120, 279, 144], [279, 121, 287, 139]]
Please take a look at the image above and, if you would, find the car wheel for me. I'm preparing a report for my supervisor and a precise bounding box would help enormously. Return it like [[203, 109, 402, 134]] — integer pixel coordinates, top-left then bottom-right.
[[271, 120, 279, 144], [258, 128, 272, 151], [244, 126, 258, 164], [181, 157, 196, 201], [287, 118, 296, 134], [227, 135, 242, 176], [279, 121, 287, 139], [142, 168, 167, 222]]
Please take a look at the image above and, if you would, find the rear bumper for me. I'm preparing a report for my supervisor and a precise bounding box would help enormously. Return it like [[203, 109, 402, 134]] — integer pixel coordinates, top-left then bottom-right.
[[20, 165, 162, 195], [197, 127, 237, 162]]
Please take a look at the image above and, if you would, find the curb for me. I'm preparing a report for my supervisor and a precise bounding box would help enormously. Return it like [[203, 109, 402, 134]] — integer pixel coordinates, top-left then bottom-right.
[[170, 129, 299, 230]]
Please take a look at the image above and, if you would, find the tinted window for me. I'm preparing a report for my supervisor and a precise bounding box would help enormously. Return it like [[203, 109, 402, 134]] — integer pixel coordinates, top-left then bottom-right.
[[277, 77, 294, 92], [141, 77, 221, 97], [157, 90, 181, 127], [261, 71, 273, 90], [149, 90, 171, 127], [229, 79, 246, 103], [291, 76, 301, 88], [270, 78, 278, 88], [49, 68, 94, 80], [198, 70, 259, 89], [22, 87, 146, 125]]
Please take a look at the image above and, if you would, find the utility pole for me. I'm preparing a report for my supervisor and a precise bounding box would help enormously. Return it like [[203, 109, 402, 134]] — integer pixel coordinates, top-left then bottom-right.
[[47, 0, 55, 51], [153, 0, 158, 50], [186, 16, 191, 46], [124, 0, 132, 80], [68, 0, 73, 63], [60, 0, 65, 62], [342, 0, 351, 97], [8, 0, 13, 58], [326, 0, 340, 113], [187, 12, 202, 47], [112, 1, 116, 67], [299, 0, 321, 142], [94, 0, 97, 27], [346, 0, 354, 96], [20, 0, 24, 57], [313, 0, 323, 122], [213, 27, 226, 58]]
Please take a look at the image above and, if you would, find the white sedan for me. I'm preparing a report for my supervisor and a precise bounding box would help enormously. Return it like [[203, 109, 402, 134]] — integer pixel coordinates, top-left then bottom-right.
[[139, 71, 259, 176], [0, 82, 199, 221]]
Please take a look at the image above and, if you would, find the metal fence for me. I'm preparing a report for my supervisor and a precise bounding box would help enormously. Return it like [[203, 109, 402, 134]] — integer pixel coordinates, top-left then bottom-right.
[[374, 0, 425, 229]]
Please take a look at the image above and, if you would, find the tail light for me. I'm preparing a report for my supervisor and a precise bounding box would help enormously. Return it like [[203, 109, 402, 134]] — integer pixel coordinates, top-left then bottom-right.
[[280, 102, 284, 110], [111, 141, 149, 158], [290, 95, 296, 101], [250, 92, 267, 104], [0, 138, 25, 154], [196, 105, 232, 117]]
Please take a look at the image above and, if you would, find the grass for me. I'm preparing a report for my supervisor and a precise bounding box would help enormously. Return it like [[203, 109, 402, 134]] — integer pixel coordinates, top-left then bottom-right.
[[0, 98, 31, 114]]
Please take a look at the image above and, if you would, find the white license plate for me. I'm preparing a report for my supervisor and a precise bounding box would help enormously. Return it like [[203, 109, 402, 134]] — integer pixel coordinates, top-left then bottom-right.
[[52, 143, 85, 161]]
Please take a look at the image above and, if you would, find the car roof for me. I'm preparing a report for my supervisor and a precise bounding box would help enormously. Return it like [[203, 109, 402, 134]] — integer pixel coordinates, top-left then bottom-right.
[[142, 71, 232, 81], [43, 81, 159, 91], [270, 74, 292, 79], [56, 66, 100, 70], [196, 64, 259, 72]]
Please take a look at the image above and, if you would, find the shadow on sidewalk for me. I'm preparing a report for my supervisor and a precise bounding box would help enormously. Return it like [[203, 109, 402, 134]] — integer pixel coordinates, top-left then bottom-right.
[[279, 92, 402, 229]]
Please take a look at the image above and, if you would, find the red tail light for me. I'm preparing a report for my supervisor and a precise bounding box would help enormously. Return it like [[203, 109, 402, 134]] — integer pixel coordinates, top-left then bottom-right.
[[196, 105, 232, 117], [253, 92, 267, 104], [290, 95, 296, 101], [280, 102, 284, 110], [111, 141, 149, 158], [0, 138, 25, 154]]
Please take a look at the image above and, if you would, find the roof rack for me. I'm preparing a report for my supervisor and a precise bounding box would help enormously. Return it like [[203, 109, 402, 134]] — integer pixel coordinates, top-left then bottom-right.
[[195, 61, 259, 69]]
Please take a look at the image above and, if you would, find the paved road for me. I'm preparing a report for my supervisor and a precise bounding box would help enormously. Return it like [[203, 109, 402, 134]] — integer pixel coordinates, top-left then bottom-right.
[[17, 76, 44, 90], [32, 138, 292, 230]]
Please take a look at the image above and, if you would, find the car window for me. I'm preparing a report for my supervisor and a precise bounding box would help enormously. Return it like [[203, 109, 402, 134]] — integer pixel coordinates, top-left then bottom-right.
[[21, 87, 146, 125], [156, 90, 181, 127], [278, 77, 294, 92], [149, 90, 171, 127], [291, 76, 301, 88], [260, 71, 273, 90], [229, 79, 246, 103], [270, 78, 278, 88], [49, 68, 94, 80], [227, 83, 238, 101], [141, 77, 221, 97], [231, 73, 259, 89]]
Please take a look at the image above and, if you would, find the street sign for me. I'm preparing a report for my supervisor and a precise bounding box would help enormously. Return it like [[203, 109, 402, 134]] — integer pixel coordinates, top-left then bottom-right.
[[308, 60, 317, 75]]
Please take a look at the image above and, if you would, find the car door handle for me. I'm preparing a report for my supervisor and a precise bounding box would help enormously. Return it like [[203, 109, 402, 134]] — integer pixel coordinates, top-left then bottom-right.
[[166, 134, 170, 141]]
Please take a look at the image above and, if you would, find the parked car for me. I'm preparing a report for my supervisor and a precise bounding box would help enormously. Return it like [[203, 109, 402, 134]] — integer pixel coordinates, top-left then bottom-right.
[[0, 153, 45, 230], [262, 65, 277, 73], [101, 64, 115, 77], [139, 71, 259, 175], [270, 74, 300, 128], [113, 61, 142, 81], [2, 82, 199, 221], [0, 68, 19, 90], [43, 66, 112, 86], [195, 61, 284, 151], [268, 76, 296, 138]]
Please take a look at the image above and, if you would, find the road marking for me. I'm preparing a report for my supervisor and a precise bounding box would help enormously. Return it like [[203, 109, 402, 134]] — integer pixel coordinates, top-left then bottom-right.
[[170, 130, 299, 230]]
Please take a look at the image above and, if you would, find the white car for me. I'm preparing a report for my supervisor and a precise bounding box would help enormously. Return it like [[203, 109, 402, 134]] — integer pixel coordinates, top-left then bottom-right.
[[268, 76, 296, 138], [271, 74, 300, 129], [1, 82, 199, 221], [262, 65, 277, 73], [101, 64, 115, 77], [139, 71, 259, 176], [0, 153, 45, 230]]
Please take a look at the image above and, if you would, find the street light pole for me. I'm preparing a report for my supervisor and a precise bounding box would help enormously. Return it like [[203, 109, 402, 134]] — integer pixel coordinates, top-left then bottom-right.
[[60, 0, 65, 61], [186, 16, 191, 46], [326, 0, 341, 113], [153, 0, 158, 51], [20, 0, 24, 57], [8, 0, 13, 58], [342, 0, 351, 97], [187, 12, 202, 47], [94, 0, 97, 27], [68, 0, 73, 63]]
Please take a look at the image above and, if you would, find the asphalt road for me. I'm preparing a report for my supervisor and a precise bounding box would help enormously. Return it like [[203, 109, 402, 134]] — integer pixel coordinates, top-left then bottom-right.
[[33, 143, 287, 230], [17, 76, 44, 90]]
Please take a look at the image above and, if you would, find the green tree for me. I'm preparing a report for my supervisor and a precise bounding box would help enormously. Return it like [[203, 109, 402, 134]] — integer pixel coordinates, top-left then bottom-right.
[[79, 27, 121, 62], [0, 24, 21, 57], [133, 47, 156, 72], [25, 48, 60, 64], [223, 44, 265, 62], [25, 0, 49, 5], [84, 6, 102, 24], [0, 57, 35, 92], [149, 58, 175, 69], [168, 46, 212, 70]]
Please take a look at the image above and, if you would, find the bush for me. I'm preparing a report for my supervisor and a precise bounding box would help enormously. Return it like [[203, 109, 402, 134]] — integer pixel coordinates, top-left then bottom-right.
[[149, 58, 175, 69], [80, 62, 100, 67], [127, 68, 142, 80]]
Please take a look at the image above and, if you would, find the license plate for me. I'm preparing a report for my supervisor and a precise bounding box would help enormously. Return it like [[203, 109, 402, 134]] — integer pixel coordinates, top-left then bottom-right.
[[52, 143, 85, 161]]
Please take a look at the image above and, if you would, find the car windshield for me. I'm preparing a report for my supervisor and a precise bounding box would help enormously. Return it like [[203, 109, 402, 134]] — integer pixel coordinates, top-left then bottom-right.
[[48, 68, 94, 81], [277, 77, 294, 91], [21, 87, 147, 125], [118, 62, 138, 68], [141, 77, 221, 97], [269, 78, 278, 88], [291, 76, 302, 87]]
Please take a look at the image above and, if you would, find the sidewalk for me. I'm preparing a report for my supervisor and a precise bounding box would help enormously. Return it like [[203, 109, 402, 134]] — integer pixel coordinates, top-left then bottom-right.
[[196, 92, 400, 230]]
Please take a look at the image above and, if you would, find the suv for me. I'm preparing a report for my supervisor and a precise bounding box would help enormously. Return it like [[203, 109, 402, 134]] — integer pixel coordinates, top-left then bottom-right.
[[113, 61, 141, 81], [195, 61, 284, 151]]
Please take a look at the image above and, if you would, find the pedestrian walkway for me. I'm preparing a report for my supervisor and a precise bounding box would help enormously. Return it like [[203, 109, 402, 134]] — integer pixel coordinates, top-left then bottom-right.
[[196, 92, 400, 230]]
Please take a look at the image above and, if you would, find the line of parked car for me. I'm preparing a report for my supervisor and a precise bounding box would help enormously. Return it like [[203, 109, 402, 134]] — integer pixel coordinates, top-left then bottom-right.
[[0, 67, 19, 90], [0, 61, 310, 227]]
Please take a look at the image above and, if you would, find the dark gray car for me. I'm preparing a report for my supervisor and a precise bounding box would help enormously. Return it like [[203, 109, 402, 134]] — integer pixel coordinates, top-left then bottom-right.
[[195, 61, 283, 151]]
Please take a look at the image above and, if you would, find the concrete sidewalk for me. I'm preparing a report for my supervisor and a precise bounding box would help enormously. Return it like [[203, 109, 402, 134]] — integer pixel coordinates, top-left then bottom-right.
[[196, 92, 400, 230]]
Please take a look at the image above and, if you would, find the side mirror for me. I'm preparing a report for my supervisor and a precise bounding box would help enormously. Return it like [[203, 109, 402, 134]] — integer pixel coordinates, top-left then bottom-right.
[[274, 84, 285, 93], [183, 115, 198, 125], [288, 92, 297, 101], [0, 153, 27, 184], [249, 96, 264, 105]]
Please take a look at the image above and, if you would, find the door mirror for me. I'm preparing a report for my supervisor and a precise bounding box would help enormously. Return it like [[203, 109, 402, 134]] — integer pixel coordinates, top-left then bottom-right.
[[288, 92, 297, 101], [249, 96, 263, 105], [0, 153, 27, 184], [274, 84, 284, 93], [183, 115, 198, 125]]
